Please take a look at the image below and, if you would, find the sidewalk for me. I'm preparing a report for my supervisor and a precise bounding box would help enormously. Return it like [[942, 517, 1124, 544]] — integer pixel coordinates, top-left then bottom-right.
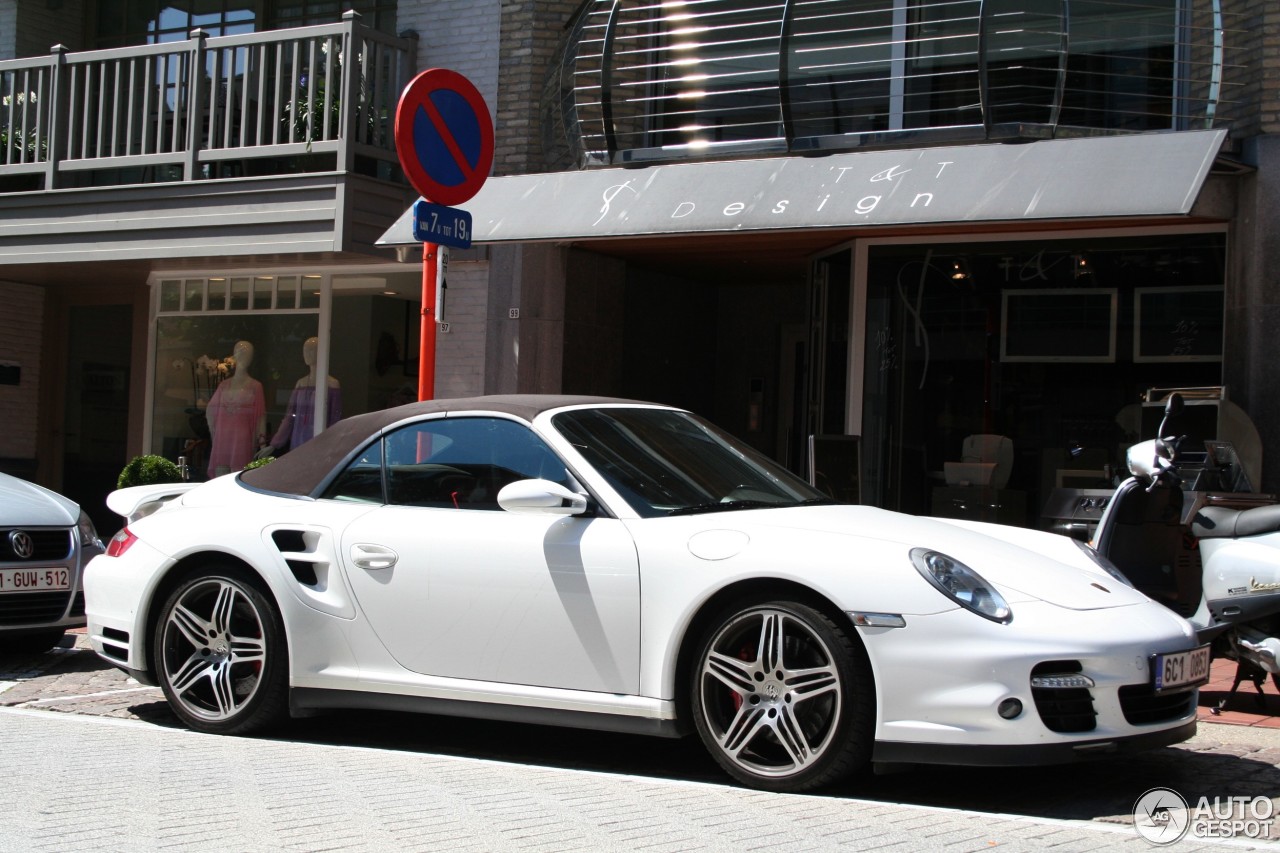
[[0, 706, 1266, 853], [1197, 657, 1280, 729], [4, 635, 1280, 851]]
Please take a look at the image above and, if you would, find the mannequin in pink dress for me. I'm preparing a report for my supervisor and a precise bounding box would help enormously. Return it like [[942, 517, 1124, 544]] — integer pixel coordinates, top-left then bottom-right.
[[206, 340, 266, 478]]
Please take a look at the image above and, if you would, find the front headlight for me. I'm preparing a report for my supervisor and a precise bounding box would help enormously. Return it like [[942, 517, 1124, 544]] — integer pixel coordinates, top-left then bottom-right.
[[77, 510, 102, 549], [910, 548, 1012, 624], [1073, 538, 1133, 587]]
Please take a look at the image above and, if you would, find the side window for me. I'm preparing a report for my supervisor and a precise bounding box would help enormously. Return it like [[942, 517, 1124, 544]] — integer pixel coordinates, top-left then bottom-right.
[[383, 417, 572, 510], [322, 441, 385, 503]]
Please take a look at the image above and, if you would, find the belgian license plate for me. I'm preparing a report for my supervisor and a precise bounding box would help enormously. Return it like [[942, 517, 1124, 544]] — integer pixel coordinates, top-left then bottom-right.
[[1153, 645, 1212, 692], [0, 567, 70, 593]]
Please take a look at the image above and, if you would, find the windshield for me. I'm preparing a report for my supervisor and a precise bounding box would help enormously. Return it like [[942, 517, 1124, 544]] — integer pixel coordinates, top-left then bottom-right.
[[552, 408, 831, 518]]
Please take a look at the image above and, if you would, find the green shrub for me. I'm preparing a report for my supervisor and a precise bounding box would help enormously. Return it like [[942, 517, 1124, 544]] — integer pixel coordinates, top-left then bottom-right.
[[117, 455, 184, 489], [244, 456, 275, 470]]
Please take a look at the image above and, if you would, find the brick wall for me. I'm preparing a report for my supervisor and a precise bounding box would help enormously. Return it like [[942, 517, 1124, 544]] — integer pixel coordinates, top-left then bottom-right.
[[0, 280, 43, 461], [1204, 1, 1280, 141], [396, 1, 501, 129], [492, 0, 580, 175]]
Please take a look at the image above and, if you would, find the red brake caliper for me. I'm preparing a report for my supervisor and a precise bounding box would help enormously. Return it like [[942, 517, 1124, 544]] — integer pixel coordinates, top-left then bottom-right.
[[731, 644, 752, 711]]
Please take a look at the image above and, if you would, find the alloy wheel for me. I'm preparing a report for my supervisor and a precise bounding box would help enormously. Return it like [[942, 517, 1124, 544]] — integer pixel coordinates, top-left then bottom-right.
[[696, 605, 849, 782], [158, 576, 270, 724]]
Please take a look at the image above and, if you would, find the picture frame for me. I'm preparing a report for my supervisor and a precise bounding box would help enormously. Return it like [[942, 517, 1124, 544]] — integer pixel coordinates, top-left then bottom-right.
[[1134, 286, 1224, 363], [1000, 288, 1118, 363]]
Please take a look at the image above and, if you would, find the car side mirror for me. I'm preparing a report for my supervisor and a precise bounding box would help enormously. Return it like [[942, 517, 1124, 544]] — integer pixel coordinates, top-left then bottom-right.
[[497, 479, 589, 517]]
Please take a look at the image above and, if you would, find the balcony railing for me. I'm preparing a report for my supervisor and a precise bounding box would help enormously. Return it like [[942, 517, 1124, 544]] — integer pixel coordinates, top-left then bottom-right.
[[0, 12, 416, 190]]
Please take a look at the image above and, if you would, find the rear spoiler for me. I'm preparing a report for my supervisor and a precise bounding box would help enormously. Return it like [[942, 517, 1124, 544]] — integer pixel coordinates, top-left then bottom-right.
[[106, 483, 200, 523]]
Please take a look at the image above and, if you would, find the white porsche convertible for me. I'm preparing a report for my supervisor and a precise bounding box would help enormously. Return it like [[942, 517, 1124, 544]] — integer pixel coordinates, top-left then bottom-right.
[[86, 396, 1205, 792]]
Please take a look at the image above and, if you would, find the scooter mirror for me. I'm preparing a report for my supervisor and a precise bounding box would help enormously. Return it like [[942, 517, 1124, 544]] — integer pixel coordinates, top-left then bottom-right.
[[1157, 392, 1184, 444]]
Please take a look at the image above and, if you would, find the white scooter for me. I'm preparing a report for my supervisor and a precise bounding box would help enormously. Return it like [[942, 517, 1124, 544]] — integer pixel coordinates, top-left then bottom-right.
[[1091, 392, 1280, 712]]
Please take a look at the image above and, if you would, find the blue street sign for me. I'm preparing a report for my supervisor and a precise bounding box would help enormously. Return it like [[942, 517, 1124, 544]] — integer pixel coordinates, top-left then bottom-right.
[[412, 200, 473, 249]]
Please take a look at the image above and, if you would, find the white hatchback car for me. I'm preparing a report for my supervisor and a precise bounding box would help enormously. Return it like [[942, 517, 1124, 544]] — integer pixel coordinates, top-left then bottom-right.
[[86, 396, 1206, 791], [0, 472, 104, 654]]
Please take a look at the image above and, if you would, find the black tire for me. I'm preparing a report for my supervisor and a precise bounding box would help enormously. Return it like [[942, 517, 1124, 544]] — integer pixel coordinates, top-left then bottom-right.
[[4, 629, 67, 655], [690, 599, 873, 792], [153, 567, 288, 735]]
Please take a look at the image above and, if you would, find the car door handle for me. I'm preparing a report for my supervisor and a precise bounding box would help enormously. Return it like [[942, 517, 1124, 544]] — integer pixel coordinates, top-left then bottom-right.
[[351, 543, 398, 570]]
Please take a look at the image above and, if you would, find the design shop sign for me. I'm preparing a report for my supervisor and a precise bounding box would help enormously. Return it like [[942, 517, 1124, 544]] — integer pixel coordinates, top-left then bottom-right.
[[399, 129, 1224, 245]]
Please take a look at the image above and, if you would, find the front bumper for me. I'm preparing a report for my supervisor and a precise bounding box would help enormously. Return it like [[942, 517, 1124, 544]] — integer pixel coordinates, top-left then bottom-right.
[[874, 720, 1196, 766], [858, 599, 1201, 755]]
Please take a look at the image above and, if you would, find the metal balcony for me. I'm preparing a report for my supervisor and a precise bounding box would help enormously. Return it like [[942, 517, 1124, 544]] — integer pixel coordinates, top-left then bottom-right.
[[544, 0, 1239, 169]]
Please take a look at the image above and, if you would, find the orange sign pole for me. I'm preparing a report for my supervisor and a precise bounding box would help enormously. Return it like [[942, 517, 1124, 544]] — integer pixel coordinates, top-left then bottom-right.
[[417, 241, 439, 401]]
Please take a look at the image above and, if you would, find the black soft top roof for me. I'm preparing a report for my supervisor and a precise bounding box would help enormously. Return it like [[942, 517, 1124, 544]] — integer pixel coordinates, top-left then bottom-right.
[[238, 394, 655, 497]]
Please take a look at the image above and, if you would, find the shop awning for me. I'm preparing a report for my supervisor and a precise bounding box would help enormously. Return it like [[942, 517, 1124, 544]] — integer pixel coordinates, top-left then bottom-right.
[[376, 129, 1229, 247]]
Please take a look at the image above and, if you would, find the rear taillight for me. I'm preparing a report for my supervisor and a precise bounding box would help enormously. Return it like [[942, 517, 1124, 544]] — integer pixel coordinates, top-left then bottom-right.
[[106, 528, 137, 558]]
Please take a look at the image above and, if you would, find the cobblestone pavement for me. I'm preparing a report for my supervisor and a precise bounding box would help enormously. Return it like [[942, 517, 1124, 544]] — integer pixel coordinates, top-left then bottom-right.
[[5, 632, 1280, 850]]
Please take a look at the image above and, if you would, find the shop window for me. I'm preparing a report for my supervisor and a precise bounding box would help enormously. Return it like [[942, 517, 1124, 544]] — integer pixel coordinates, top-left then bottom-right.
[[858, 234, 1226, 526], [152, 274, 322, 479], [151, 268, 427, 481]]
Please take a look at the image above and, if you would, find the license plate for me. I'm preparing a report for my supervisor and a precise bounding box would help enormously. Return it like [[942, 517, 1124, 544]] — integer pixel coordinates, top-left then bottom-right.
[[0, 567, 70, 593], [1153, 645, 1211, 692]]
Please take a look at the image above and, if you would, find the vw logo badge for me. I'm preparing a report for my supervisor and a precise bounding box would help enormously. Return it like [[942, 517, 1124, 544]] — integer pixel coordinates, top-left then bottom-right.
[[9, 530, 35, 560]]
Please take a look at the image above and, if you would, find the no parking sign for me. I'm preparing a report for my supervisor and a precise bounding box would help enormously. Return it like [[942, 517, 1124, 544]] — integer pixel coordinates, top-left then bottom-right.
[[394, 68, 494, 208], [393, 68, 494, 401]]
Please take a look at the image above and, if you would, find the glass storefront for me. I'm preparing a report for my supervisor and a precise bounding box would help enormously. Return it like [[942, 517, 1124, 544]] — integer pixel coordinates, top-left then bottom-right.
[[149, 267, 420, 480], [848, 232, 1226, 528]]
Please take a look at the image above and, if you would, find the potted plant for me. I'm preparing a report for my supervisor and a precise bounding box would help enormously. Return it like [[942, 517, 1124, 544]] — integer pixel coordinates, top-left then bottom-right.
[[118, 455, 184, 489]]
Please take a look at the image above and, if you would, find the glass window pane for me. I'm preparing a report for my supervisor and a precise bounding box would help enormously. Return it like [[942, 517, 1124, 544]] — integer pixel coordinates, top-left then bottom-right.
[[254, 277, 274, 310], [159, 279, 182, 312], [322, 440, 384, 502], [384, 417, 570, 510], [277, 276, 299, 309], [207, 278, 228, 310], [788, 2, 896, 138], [300, 276, 322, 309], [184, 279, 205, 311], [230, 277, 252, 310]]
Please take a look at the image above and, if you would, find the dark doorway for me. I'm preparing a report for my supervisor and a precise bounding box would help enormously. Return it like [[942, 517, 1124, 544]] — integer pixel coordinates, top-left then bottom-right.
[[62, 305, 132, 535]]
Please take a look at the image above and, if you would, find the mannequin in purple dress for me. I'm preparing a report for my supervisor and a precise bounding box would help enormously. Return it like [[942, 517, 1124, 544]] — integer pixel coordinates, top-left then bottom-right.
[[206, 340, 266, 478], [258, 336, 341, 458]]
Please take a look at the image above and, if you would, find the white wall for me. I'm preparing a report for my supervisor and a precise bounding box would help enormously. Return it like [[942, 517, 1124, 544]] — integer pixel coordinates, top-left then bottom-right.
[[435, 257, 490, 397]]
